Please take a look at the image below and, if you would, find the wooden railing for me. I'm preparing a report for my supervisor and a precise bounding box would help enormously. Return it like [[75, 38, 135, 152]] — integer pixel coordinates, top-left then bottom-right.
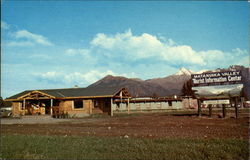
[[52, 106, 69, 118]]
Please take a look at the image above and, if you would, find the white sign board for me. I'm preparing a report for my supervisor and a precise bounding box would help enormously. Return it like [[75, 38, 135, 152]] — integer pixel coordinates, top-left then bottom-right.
[[203, 100, 230, 105], [192, 71, 242, 86]]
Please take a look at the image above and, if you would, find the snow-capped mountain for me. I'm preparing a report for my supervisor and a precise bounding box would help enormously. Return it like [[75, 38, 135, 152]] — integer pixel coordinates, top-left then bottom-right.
[[175, 67, 194, 76], [175, 67, 211, 75], [87, 65, 249, 98]]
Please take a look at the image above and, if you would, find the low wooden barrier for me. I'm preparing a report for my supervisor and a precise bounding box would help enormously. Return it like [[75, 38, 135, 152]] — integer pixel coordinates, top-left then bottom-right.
[[52, 106, 69, 118]]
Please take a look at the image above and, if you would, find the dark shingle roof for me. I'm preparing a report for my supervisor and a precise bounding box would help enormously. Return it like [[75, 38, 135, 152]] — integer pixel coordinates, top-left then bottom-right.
[[7, 91, 31, 100], [6, 86, 124, 100]]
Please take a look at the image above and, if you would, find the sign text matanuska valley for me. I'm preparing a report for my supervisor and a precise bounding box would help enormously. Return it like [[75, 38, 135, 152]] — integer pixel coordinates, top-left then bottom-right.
[[191, 71, 242, 86]]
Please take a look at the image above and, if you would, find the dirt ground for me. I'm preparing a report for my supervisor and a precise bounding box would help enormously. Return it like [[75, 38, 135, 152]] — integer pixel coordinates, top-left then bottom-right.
[[1, 109, 249, 139]]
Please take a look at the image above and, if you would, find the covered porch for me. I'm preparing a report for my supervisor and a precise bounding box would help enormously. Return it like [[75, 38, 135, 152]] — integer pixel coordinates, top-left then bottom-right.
[[92, 88, 131, 116], [11, 91, 57, 116]]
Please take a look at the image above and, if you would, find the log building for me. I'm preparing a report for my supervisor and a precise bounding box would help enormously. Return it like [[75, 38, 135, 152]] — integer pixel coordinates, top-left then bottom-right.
[[6, 87, 195, 117], [5, 87, 131, 117]]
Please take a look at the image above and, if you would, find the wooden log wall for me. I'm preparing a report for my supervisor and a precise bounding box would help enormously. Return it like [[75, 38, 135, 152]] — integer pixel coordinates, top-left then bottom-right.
[[58, 99, 93, 117]]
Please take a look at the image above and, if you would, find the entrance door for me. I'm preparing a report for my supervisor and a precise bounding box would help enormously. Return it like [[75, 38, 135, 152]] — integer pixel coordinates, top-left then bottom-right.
[[25, 99, 51, 115], [92, 99, 111, 114]]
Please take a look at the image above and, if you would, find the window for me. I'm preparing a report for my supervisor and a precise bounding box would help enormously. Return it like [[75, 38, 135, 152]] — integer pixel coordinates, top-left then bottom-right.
[[53, 100, 60, 107], [168, 101, 172, 107], [20, 102, 24, 110], [105, 100, 109, 108], [116, 102, 120, 109], [94, 100, 99, 108], [157, 102, 161, 108], [74, 99, 84, 109]]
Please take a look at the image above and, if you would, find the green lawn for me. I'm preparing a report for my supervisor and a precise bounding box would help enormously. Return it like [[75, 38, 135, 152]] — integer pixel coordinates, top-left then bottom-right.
[[1, 134, 249, 160]]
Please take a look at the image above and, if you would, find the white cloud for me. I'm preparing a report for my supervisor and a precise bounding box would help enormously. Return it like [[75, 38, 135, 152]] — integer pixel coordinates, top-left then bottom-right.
[[164, 45, 204, 65], [41, 71, 59, 79], [39, 71, 63, 83], [37, 70, 127, 86], [9, 30, 53, 46], [65, 48, 90, 56], [91, 33, 116, 49], [89, 29, 205, 65], [55, 30, 248, 82], [86, 29, 248, 68], [64, 48, 98, 66], [38, 71, 73, 85], [64, 70, 117, 84], [28, 54, 51, 60], [7, 41, 34, 47], [60, 29, 249, 80], [1, 21, 9, 29], [231, 48, 249, 66], [199, 48, 249, 67], [167, 39, 175, 46]]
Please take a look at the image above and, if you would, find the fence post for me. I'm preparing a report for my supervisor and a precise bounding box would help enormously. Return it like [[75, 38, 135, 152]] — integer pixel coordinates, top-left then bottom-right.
[[209, 104, 212, 117], [222, 104, 226, 118], [198, 99, 201, 117], [235, 97, 239, 118]]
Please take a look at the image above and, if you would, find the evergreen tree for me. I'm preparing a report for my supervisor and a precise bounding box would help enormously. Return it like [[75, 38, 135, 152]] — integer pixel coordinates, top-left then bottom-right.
[[182, 79, 195, 97], [0, 97, 4, 107]]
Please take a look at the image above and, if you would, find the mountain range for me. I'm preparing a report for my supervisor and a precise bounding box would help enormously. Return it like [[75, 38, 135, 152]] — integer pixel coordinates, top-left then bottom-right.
[[87, 65, 250, 98]]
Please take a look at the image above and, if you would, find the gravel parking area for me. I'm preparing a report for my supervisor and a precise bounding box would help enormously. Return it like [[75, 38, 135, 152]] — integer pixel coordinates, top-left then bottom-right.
[[1, 115, 75, 124], [1, 110, 249, 139]]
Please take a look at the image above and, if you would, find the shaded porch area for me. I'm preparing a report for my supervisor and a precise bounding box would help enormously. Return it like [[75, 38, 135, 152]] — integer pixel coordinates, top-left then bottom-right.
[[12, 91, 57, 116]]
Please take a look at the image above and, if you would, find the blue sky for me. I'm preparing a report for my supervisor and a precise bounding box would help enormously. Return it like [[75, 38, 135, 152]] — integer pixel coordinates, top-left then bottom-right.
[[1, 1, 249, 98]]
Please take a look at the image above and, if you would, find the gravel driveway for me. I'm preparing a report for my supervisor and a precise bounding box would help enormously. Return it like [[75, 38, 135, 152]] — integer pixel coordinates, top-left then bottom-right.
[[1, 115, 75, 124]]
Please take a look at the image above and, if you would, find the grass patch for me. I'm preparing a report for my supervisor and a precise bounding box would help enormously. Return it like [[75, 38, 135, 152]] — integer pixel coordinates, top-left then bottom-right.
[[1, 134, 249, 160]]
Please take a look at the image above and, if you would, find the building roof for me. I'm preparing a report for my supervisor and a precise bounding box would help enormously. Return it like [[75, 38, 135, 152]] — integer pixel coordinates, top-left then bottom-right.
[[6, 86, 129, 100]]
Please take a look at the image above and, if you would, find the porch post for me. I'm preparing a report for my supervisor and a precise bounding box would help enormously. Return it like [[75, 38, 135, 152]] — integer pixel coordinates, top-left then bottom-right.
[[127, 98, 130, 114], [50, 99, 53, 115], [120, 91, 123, 111], [23, 99, 26, 110], [90, 100, 93, 115], [111, 98, 113, 117]]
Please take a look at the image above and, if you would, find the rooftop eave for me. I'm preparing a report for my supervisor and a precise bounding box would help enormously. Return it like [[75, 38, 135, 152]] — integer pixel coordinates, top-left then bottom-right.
[[18, 90, 56, 99], [58, 95, 114, 99], [4, 98, 19, 101]]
